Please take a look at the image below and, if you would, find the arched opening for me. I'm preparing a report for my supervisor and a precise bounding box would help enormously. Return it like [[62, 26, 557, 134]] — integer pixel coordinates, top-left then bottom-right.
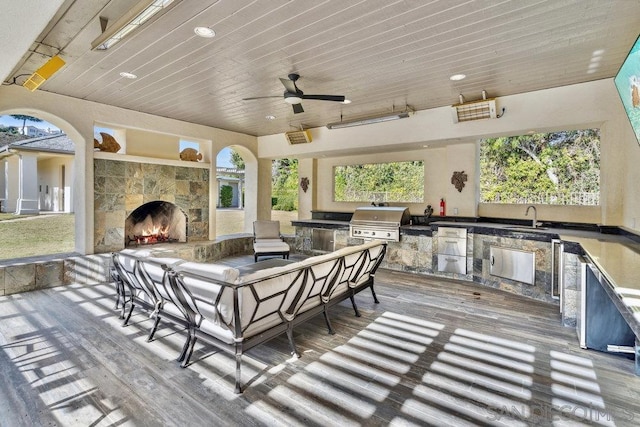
[[215, 146, 248, 236], [0, 112, 79, 259]]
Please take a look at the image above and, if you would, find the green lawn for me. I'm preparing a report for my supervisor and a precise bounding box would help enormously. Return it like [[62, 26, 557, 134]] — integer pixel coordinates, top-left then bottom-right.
[[0, 214, 75, 260], [0, 210, 298, 260], [216, 209, 297, 235]]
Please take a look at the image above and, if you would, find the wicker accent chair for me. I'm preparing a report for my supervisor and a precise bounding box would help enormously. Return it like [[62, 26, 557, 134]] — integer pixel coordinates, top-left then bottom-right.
[[252, 220, 290, 262]]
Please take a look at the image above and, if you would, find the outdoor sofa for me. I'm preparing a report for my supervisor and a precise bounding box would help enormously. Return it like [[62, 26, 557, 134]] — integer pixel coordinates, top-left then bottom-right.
[[111, 240, 387, 393]]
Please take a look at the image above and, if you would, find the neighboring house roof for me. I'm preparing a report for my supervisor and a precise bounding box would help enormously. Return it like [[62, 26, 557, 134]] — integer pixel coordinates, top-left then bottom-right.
[[217, 175, 242, 182], [0, 130, 28, 147], [216, 167, 244, 176], [3, 133, 74, 154]]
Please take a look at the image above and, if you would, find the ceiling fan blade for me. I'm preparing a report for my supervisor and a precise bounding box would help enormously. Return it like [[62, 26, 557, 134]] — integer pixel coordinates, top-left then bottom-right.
[[292, 103, 304, 114], [242, 95, 281, 100], [301, 94, 345, 102], [280, 77, 298, 94]]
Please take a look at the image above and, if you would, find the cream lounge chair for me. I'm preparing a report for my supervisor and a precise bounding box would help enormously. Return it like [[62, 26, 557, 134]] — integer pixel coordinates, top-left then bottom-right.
[[252, 220, 290, 262]]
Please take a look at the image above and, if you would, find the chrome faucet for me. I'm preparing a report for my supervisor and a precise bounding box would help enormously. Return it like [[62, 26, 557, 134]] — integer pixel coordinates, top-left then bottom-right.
[[525, 205, 537, 228]]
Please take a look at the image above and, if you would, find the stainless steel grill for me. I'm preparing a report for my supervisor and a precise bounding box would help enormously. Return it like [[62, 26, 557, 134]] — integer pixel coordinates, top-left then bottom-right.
[[349, 206, 411, 242]]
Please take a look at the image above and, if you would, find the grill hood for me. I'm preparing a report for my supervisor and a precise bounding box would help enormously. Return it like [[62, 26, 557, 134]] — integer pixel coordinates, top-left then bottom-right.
[[349, 206, 411, 242], [350, 206, 411, 226]]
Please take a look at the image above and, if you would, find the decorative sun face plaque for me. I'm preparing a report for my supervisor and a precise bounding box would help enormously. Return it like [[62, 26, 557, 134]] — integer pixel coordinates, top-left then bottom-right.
[[451, 171, 468, 192], [300, 177, 309, 192]]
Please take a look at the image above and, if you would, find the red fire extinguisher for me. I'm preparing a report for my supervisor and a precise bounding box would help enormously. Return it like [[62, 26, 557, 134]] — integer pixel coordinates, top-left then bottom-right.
[[439, 198, 446, 216]]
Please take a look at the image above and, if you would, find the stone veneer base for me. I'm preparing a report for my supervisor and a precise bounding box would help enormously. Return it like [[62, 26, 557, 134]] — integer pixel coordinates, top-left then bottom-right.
[[0, 235, 258, 296]]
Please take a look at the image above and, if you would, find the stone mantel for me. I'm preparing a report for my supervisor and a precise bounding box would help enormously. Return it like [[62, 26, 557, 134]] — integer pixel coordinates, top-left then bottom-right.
[[93, 151, 211, 169]]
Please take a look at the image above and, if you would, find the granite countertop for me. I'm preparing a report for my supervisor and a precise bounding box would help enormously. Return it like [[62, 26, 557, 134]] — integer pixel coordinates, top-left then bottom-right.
[[559, 233, 640, 329]]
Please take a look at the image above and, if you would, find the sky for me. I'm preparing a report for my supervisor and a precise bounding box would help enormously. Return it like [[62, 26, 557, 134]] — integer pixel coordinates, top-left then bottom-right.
[[217, 147, 233, 167], [2, 114, 234, 167], [0, 114, 59, 131]]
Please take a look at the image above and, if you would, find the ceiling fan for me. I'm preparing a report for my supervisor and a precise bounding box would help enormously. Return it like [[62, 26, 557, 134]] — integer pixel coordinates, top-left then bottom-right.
[[243, 73, 346, 114]]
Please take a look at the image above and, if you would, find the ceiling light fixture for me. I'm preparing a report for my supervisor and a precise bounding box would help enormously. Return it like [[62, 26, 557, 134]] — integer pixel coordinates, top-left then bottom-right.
[[450, 73, 466, 81], [342, 99, 352, 104], [91, 0, 177, 51], [326, 109, 414, 129], [265, 115, 276, 120], [119, 71, 138, 79], [194, 26, 215, 38]]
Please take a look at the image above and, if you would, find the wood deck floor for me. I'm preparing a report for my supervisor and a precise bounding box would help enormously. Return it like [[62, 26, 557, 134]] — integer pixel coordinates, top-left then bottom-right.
[[1, 256, 639, 426]]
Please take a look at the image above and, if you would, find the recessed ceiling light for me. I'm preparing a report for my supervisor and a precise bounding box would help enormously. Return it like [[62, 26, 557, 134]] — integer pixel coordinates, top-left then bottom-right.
[[265, 115, 276, 120], [450, 73, 466, 81], [423, 144, 429, 148], [119, 71, 137, 79], [194, 27, 216, 38], [342, 99, 352, 104]]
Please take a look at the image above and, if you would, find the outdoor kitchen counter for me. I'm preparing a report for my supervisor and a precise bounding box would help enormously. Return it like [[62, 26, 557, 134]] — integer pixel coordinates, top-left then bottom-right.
[[560, 233, 640, 340], [291, 219, 349, 229]]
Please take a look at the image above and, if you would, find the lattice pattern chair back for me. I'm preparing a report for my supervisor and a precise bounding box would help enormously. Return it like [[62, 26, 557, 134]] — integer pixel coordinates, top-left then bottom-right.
[[322, 242, 386, 302], [171, 262, 240, 344], [283, 257, 343, 319], [136, 257, 189, 323], [112, 250, 159, 325], [237, 267, 309, 336]]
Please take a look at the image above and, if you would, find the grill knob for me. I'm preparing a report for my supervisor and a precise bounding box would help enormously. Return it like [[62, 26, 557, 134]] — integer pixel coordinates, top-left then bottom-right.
[[387, 232, 391, 237], [372, 232, 376, 236]]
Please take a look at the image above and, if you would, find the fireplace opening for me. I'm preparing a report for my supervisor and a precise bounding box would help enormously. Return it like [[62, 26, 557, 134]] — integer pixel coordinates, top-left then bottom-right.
[[125, 201, 187, 246]]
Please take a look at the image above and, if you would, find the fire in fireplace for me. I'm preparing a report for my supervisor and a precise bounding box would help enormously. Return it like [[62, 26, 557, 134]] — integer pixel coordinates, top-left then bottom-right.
[[124, 201, 187, 246]]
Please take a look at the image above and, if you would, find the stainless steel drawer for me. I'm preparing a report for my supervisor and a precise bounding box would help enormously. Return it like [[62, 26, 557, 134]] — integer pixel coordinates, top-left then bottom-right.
[[438, 227, 467, 239], [437, 254, 467, 274], [438, 237, 467, 256]]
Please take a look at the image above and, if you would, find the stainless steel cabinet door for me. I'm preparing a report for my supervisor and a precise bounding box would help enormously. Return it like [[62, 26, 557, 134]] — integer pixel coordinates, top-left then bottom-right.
[[489, 246, 535, 285]]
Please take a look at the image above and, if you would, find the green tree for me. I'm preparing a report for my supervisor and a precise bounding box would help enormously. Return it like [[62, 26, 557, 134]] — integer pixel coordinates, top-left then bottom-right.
[[220, 185, 233, 207], [230, 150, 245, 169], [480, 129, 600, 204], [10, 115, 43, 135], [334, 161, 424, 202], [272, 158, 298, 211]]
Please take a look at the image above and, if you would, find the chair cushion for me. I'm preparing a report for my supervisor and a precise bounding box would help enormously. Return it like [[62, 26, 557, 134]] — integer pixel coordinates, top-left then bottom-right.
[[253, 241, 290, 254], [253, 220, 282, 239]]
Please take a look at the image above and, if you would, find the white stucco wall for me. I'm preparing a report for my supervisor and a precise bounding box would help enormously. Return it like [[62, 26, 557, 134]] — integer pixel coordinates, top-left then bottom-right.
[[38, 156, 73, 212], [259, 79, 639, 228], [0, 84, 259, 253]]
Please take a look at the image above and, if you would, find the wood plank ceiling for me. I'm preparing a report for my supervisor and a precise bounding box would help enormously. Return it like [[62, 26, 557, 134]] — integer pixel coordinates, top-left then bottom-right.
[[6, 0, 640, 136]]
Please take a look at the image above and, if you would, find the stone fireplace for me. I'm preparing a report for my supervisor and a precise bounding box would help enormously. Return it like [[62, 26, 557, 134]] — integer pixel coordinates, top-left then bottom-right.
[[94, 157, 209, 253]]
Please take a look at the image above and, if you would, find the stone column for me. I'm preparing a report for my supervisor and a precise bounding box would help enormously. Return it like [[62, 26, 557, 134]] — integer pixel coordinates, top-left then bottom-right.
[[16, 152, 39, 215]]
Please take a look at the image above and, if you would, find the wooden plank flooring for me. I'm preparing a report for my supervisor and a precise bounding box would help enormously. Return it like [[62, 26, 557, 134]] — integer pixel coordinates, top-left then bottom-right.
[[1, 259, 640, 426]]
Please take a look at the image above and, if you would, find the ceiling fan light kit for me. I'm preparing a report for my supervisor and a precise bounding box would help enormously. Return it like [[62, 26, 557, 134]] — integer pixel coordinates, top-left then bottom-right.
[[244, 73, 346, 114], [326, 109, 414, 129]]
